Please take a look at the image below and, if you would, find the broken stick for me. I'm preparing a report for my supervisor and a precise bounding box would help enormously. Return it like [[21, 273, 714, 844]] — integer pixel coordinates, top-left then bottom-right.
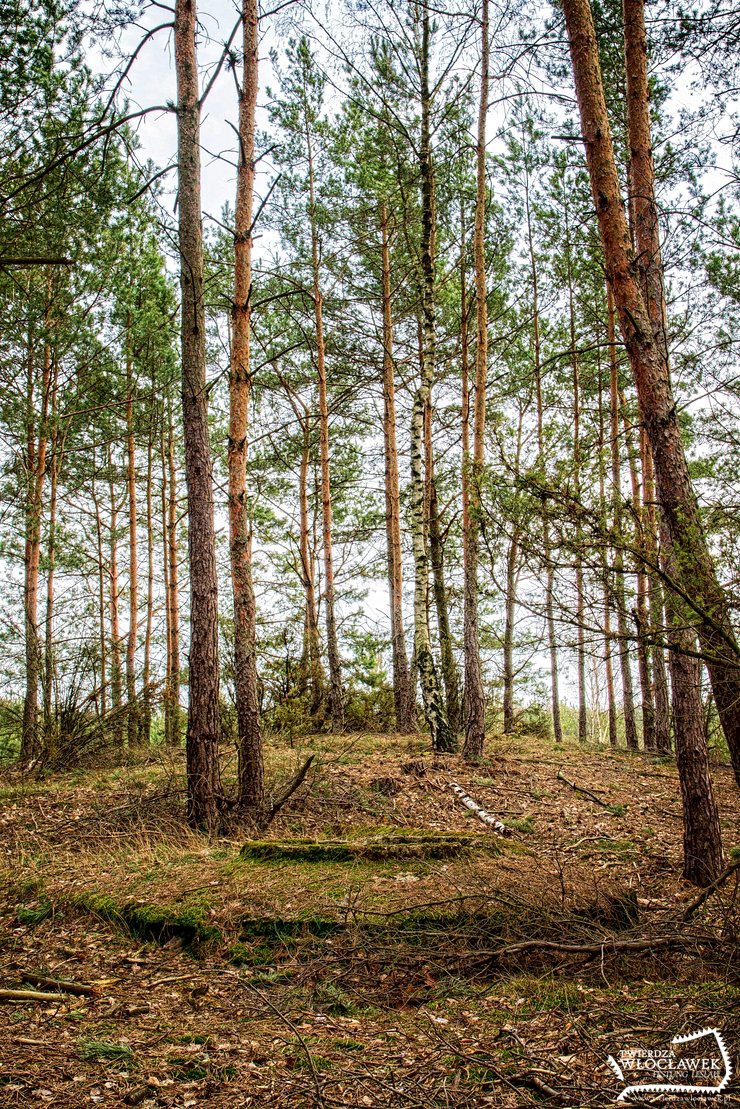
[[556, 768, 611, 808], [22, 971, 94, 996], [0, 988, 67, 1003]]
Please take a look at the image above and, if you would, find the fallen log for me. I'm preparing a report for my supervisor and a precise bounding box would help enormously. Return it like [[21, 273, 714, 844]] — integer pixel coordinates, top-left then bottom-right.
[[449, 784, 508, 836]]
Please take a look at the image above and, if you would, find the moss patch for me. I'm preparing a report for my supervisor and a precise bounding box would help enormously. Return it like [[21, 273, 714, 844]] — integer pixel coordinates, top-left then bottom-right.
[[67, 892, 220, 949], [238, 833, 501, 863]]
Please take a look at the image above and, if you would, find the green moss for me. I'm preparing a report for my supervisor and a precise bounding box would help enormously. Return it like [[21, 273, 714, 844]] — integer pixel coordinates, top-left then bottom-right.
[[68, 892, 220, 949], [17, 900, 52, 925], [508, 815, 536, 834], [238, 833, 500, 863]]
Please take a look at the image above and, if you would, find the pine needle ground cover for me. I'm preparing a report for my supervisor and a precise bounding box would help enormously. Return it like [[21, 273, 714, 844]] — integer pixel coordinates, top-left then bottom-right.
[[1, 732, 739, 1107]]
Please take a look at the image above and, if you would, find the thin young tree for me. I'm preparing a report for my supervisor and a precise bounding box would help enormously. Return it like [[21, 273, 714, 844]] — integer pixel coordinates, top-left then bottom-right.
[[462, 0, 489, 760]]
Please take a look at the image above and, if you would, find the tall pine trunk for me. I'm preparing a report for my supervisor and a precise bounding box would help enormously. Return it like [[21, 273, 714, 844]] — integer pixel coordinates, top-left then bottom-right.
[[564, 0, 740, 786], [229, 0, 264, 811], [608, 290, 639, 749], [641, 430, 671, 752], [175, 0, 221, 829], [306, 115, 344, 733], [142, 425, 154, 744], [166, 409, 181, 747], [528, 180, 562, 743], [380, 202, 414, 732], [108, 455, 123, 743], [622, 0, 722, 880], [43, 358, 59, 753], [125, 341, 140, 745], [621, 401, 656, 749], [91, 459, 107, 718], [596, 336, 618, 747], [564, 206, 588, 744], [21, 325, 50, 763], [462, 0, 488, 758]]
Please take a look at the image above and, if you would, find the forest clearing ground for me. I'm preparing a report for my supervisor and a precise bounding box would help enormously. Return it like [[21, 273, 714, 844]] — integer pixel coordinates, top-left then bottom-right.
[[1, 732, 739, 1107]]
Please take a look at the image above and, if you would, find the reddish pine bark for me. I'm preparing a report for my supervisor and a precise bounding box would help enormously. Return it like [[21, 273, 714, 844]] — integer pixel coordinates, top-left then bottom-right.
[[562, 0, 740, 785], [229, 0, 264, 812]]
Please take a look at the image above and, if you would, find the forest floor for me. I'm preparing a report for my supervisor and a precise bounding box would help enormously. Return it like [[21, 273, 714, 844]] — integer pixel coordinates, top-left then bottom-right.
[[1, 731, 739, 1108]]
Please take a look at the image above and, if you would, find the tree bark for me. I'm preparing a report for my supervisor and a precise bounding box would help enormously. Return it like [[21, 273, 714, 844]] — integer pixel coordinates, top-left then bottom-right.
[[91, 459, 107, 718], [108, 453, 123, 743], [298, 415, 324, 711], [502, 532, 520, 734], [622, 0, 721, 879], [413, 0, 455, 752], [641, 428, 671, 752], [411, 391, 454, 751], [462, 0, 488, 759], [42, 357, 58, 755], [229, 0, 264, 812], [608, 289, 639, 750], [306, 110, 344, 733], [380, 202, 414, 733], [663, 525, 723, 884], [528, 173, 562, 744], [428, 454, 463, 735], [142, 417, 155, 744], [21, 323, 50, 763], [597, 335, 618, 747], [175, 0, 222, 829], [166, 409, 181, 747], [563, 0, 740, 785], [125, 337, 140, 745], [622, 405, 656, 750], [565, 206, 588, 744]]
